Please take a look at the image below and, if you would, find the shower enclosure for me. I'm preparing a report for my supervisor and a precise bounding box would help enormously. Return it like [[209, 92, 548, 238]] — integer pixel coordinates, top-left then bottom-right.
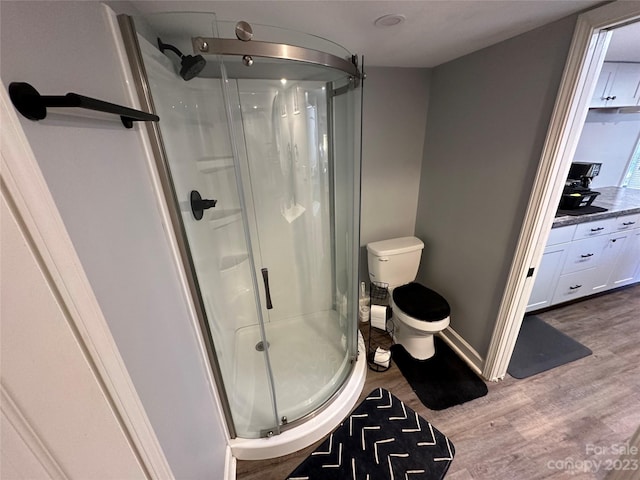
[[118, 13, 363, 444]]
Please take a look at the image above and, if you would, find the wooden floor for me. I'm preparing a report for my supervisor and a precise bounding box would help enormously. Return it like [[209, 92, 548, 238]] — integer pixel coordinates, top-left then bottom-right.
[[236, 285, 640, 479]]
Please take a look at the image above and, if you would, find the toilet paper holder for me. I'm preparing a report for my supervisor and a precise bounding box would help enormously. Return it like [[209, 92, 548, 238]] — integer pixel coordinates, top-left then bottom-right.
[[370, 281, 389, 303]]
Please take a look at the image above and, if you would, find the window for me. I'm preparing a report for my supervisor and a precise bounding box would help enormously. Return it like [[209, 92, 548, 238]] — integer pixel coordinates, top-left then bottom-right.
[[622, 136, 640, 189]]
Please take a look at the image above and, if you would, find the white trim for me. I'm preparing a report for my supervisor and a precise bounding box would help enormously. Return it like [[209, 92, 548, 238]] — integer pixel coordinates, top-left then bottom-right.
[[224, 446, 236, 480], [0, 83, 174, 478], [438, 328, 484, 378], [1, 386, 68, 479], [103, 4, 233, 440], [484, 1, 640, 382]]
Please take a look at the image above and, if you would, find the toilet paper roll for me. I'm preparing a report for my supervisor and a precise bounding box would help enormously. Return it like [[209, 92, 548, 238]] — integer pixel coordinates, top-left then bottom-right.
[[374, 347, 391, 368], [370, 304, 388, 330], [359, 305, 370, 323]]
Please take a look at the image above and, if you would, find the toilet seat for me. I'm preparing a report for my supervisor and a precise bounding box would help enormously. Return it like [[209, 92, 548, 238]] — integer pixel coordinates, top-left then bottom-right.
[[393, 282, 450, 320], [391, 282, 451, 331]]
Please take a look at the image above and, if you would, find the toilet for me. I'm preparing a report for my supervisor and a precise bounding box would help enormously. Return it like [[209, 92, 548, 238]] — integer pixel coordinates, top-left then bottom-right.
[[367, 236, 450, 360]]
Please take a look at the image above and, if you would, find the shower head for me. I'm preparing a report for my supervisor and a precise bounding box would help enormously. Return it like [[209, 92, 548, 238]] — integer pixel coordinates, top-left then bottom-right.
[[157, 37, 206, 81], [180, 54, 206, 81]]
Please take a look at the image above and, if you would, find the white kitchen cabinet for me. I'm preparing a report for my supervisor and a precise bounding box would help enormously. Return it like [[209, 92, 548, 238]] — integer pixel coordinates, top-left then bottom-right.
[[552, 267, 599, 305], [526, 243, 570, 312], [591, 62, 640, 107], [592, 231, 631, 293], [547, 224, 577, 245], [525, 225, 576, 313], [573, 217, 616, 239], [608, 63, 640, 107], [562, 235, 609, 274], [528, 213, 640, 312], [592, 63, 618, 107], [609, 230, 640, 288], [613, 212, 640, 232]]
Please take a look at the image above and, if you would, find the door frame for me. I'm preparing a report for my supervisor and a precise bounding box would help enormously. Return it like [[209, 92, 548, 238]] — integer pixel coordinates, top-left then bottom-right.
[[483, 1, 640, 381]]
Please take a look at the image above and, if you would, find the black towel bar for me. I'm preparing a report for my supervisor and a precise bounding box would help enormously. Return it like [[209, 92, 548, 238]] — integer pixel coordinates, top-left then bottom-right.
[[8, 82, 159, 129]]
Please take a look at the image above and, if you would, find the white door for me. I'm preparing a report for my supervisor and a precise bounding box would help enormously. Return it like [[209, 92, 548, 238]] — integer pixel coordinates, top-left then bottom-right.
[[0, 87, 172, 479], [1, 197, 148, 479]]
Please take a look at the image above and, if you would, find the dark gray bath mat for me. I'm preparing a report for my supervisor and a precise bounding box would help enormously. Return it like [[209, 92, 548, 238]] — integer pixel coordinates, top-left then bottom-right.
[[286, 388, 454, 480], [508, 315, 592, 379], [391, 338, 488, 410]]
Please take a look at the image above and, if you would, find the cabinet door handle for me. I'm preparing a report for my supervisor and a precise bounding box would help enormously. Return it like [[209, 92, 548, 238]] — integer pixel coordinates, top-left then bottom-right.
[[580, 253, 594, 258], [569, 284, 582, 290], [590, 227, 605, 232], [622, 221, 636, 226]]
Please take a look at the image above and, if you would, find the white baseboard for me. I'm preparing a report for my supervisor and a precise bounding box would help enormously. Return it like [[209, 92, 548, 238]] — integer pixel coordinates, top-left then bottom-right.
[[438, 327, 485, 378]]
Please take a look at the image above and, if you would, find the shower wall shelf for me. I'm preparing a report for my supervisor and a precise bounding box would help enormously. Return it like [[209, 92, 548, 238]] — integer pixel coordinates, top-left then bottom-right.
[[8, 82, 159, 129], [207, 208, 242, 229], [197, 156, 235, 173], [219, 253, 250, 271]]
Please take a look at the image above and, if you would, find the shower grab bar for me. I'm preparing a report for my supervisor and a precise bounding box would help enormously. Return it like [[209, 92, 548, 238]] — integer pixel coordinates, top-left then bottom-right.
[[8, 82, 159, 129], [261, 268, 273, 310]]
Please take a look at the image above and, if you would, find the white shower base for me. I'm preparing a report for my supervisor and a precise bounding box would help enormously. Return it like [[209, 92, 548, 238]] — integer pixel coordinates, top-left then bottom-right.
[[229, 319, 366, 460]]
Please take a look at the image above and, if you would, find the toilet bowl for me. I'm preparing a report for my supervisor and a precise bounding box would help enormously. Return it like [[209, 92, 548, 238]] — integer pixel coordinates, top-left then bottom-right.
[[367, 237, 451, 360], [391, 282, 450, 359]]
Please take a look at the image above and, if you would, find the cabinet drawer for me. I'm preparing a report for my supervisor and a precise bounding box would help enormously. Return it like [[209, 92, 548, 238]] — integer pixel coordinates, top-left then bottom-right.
[[613, 213, 640, 231], [552, 269, 597, 305], [547, 225, 576, 246], [573, 218, 615, 240], [562, 235, 609, 274]]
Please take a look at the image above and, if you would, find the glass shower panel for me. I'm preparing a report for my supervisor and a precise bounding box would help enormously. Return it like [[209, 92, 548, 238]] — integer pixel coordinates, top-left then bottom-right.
[[222, 64, 358, 425], [331, 78, 362, 364], [238, 80, 332, 321], [126, 11, 362, 439], [133, 14, 279, 438]]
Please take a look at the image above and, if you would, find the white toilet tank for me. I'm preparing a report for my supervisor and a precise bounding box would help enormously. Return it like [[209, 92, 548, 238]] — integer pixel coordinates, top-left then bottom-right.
[[366, 236, 424, 288]]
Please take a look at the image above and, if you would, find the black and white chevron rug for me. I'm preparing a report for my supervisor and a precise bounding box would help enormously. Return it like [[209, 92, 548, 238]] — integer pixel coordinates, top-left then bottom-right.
[[286, 388, 454, 480]]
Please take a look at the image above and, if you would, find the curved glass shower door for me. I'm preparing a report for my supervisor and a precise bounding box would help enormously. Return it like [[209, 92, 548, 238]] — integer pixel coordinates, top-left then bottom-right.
[[223, 69, 360, 433], [121, 13, 361, 439]]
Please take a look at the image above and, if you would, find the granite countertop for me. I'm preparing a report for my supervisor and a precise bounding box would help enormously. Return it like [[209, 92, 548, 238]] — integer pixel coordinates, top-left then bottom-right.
[[552, 186, 640, 228]]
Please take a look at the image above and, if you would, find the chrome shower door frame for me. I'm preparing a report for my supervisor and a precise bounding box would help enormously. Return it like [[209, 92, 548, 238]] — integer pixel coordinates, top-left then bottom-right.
[[117, 14, 238, 439], [117, 13, 363, 440]]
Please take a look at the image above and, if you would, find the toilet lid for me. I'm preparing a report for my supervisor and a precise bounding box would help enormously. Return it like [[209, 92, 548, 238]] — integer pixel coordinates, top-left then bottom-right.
[[392, 282, 450, 322]]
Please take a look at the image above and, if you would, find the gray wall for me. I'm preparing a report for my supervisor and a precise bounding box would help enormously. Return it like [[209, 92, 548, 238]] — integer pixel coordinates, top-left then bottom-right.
[[0, 2, 228, 477], [360, 67, 431, 280], [415, 15, 578, 357]]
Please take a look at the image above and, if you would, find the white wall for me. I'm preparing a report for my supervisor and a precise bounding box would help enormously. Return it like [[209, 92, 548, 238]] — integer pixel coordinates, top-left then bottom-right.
[[360, 67, 431, 279], [573, 119, 640, 188], [415, 15, 578, 357], [0, 2, 228, 478]]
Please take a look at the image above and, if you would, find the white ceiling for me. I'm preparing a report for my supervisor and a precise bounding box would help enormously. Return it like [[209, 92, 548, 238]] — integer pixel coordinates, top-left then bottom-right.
[[130, 0, 632, 68], [606, 20, 640, 62]]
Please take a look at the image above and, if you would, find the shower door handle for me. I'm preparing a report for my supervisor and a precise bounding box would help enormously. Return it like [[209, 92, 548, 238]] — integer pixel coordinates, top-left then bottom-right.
[[261, 268, 273, 309]]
